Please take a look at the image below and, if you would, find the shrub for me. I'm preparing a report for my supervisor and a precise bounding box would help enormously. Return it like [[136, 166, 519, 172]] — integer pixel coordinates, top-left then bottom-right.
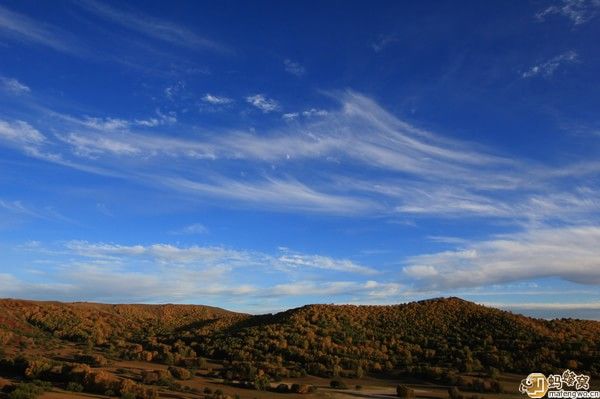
[[253, 375, 270, 391], [75, 353, 108, 367], [23, 359, 53, 380], [8, 382, 47, 399], [396, 385, 415, 398], [168, 366, 192, 380], [30, 381, 51, 390], [490, 379, 504, 393], [448, 386, 463, 399], [83, 369, 120, 393], [142, 369, 172, 384], [330, 379, 347, 389], [66, 382, 84, 392], [276, 383, 289, 393], [290, 383, 314, 394]]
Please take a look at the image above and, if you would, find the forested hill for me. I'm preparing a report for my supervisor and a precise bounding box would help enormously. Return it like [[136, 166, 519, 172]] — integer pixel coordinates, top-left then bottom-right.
[[0, 299, 248, 343], [1, 297, 599, 379]]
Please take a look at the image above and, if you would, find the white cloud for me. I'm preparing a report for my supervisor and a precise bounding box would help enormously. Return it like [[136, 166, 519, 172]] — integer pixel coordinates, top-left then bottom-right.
[[267, 280, 402, 298], [426, 236, 469, 244], [302, 108, 328, 117], [0, 266, 243, 304], [0, 266, 403, 306], [162, 176, 374, 214], [404, 226, 600, 289], [134, 118, 160, 127], [82, 117, 129, 131], [283, 59, 305, 76], [276, 250, 378, 275], [0, 240, 386, 304], [522, 51, 578, 78], [246, 94, 279, 113], [96, 203, 113, 217], [282, 112, 299, 121], [0, 119, 45, 146], [1, 77, 30, 94], [202, 93, 233, 105], [155, 109, 177, 124], [371, 34, 398, 52], [169, 223, 209, 235], [62, 240, 375, 275], [536, 0, 600, 25], [57, 132, 140, 157], [0, 199, 38, 217], [0, 198, 71, 221], [164, 81, 185, 100]]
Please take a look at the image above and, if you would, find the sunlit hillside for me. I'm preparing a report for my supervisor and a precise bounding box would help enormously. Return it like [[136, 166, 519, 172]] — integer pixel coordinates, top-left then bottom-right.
[[0, 297, 598, 399]]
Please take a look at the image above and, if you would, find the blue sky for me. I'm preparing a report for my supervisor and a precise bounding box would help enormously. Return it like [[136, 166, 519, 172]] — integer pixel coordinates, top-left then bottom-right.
[[1, 0, 600, 318]]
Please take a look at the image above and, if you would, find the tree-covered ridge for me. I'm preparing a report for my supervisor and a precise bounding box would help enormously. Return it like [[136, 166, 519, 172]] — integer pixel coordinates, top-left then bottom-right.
[[1, 297, 598, 382], [0, 299, 247, 345], [191, 298, 599, 378]]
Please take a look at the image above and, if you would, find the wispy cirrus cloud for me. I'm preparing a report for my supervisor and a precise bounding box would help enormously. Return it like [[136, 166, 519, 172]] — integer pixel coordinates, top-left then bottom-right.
[[276, 250, 378, 275], [1, 77, 30, 95], [371, 34, 398, 52], [202, 93, 233, 105], [283, 59, 306, 76], [0, 119, 45, 147], [2, 91, 600, 222], [281, 108, 328, 121], [522, 51, 578, 78], [75, 0, 229, 53], [0, 198, 71, 222], [169, 223, 209, 235], [0, 199, 40, 218], [51, 109, 175, 132], [267, 280, 401, 298], [0, 4, 84, 55], [164, 81, 185, 100], [536, 0, 600, 25], [302, 108, 328, 117], [282, 112, 299, 121], [160, 176, 374, 214], [58, 132, 141, 158], [81, 117, 130, 131]]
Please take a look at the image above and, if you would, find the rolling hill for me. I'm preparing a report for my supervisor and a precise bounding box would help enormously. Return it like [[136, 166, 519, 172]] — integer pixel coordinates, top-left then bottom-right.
[[0, 297, 598, 398]]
